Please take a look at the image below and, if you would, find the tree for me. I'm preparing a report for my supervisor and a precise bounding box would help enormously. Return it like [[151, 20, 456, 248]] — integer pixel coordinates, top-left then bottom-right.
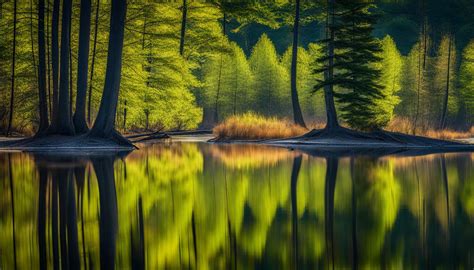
[[88, 0, 100, 124], [73, 0, 92, 134], [435, 34, 456, 129], [290, 0, 306, 127], [314, 1, 383, 130], [37, 0, 49, 135], [249, 34, 289, 117], [55, 0, 75, 135], [6, 0, 17, 136], [89, 0, 127, 140], [371, 35, 403, 128], [50, 0, 60, 129], [458, 40, 474, 128]]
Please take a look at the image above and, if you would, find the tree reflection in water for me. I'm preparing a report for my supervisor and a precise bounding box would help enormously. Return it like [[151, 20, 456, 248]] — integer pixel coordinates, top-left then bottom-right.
[[0, 143, 473, 269]]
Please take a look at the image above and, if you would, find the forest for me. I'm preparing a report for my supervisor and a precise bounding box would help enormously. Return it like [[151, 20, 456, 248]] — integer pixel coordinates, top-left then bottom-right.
[[0, 0, 473, 141]]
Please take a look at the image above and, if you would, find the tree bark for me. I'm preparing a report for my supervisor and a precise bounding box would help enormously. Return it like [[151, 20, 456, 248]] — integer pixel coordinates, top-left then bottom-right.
[[89, 0, 127, 139], [73, 0, 92, 134], [6, 0, 17, 136], [290, 0, 306, 128], [439, 34, 452, 130], [37, 0, 50, 135], [50, 0, 60, 129], [88, 0, 100, 124], [323, 0, 339, 130], [179, 0, 187, 56], [56, 0, 75, 135]]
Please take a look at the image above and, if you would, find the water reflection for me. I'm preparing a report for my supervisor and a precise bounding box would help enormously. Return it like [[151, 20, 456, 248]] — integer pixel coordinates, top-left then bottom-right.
[[0, 144, 473, 269]]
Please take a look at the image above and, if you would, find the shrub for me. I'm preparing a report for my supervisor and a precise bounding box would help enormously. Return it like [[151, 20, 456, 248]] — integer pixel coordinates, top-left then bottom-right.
[[213, 112, 308, 140]]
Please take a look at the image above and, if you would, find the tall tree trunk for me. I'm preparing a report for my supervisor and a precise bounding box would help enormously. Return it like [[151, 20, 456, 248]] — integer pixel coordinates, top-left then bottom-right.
[[6, 0, 17, 136], [88, 0, 100, 124], [179, 0, 187, 56], [439, 34, 453, 130], [30, 0, 38, 88], [213, 11, 226, 124], [46, 0, 51, 119], [89, 0, 127, 139], [323, 0, 339, 130], [50, 0, 60, 129], [37, 0, 50, 135], [73, 0, 92, 133], [290, 0, 306, 127], [56, 0, 75, 135]]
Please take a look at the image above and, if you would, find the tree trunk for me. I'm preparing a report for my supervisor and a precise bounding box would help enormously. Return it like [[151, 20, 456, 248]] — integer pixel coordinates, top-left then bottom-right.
[[323, 0, 339, 130], [46, 0, 51, 119], [30, 0, 38, 90], [89, 0, 127, 139], [290, 0, 306, 128], [88, 0, 100, 125], [56, 0, 75, 135], [439, 34, 452, 130], [73, 0, 92, 134], [213, 11, 226, 124], [37, 0, 50, 135], [50, 0, 60, 129], [179, 0, 187, 56], [6, 0, 17, 136]]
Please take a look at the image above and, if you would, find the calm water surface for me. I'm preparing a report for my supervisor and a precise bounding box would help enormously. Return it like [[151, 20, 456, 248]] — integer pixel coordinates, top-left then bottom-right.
[[1, 141, 473, 269]]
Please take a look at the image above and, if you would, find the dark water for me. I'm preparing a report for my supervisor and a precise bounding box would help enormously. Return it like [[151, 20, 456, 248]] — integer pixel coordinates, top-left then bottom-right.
[[0, 141, 473, 269]]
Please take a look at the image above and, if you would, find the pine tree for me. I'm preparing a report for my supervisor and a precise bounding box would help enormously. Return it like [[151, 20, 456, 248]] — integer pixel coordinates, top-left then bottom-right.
[[249, 34, 289, 117], [314, 1, 384, 130], [371, 35, 403, 127], [458, 40, 474, 128]]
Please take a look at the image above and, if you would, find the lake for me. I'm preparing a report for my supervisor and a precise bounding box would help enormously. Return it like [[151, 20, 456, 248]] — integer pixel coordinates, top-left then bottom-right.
[[1, 140, 473, 269]]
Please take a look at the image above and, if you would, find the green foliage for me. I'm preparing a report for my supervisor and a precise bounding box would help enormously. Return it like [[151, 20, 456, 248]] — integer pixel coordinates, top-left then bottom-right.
[[458, 40, 474, 126], [249, 34, 289, 117], [371, 35, 403, 127]]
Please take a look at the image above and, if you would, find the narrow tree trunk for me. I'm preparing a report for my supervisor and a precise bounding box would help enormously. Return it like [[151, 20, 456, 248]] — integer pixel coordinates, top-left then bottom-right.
[[89, 0, 127, 139], [123, 100, 127, 130], [37, 0, 50, 135], [213, 11, 226, 124], [179, 0, 187, 56], [88, 0, 100, 125], [290, 0, 306, 127], [6, 0, 18, 136], [73, 0, 92, 133], [50, 0, 60, 129], [439, 34, 452, 130], [55, 0, 75, 135], [30, 0, 38, 88], [324, 0, 339, 130], [46, 0, 52, 119]]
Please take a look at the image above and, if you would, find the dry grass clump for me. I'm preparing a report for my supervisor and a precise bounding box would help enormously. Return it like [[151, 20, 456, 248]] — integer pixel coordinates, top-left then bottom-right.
[[386, 117, 473, 139], [213, 112, 308, 140]]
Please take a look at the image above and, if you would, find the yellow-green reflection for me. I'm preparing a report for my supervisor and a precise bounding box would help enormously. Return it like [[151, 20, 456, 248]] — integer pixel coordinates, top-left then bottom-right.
[[0, 144, 473, 269]]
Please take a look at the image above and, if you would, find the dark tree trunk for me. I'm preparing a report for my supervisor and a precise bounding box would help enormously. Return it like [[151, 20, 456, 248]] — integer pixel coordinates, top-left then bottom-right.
[[37, 0, 50, 135], [89, 0, 127, 139], [46, 0, 51, 119], [88, 0, 100, 124], [324, 0, 339, 130], [6, 0, 17, 136], [179, 0, 187, 56], [439, 34, 452, 130], [56, 0, 75, 135], [30, 0, 38, 89], [73, 0, 92, 133], [290, 0, 306, 128], [50, 0, 60, 129], [213, 11, 226, 124]]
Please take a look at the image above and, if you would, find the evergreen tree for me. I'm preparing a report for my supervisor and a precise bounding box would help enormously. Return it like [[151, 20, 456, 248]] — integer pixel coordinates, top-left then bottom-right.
[[372, 35, 403, 127], [458, 40, 474, 128], [314, 1, 384, 130], [249, 34, 289, 117]]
